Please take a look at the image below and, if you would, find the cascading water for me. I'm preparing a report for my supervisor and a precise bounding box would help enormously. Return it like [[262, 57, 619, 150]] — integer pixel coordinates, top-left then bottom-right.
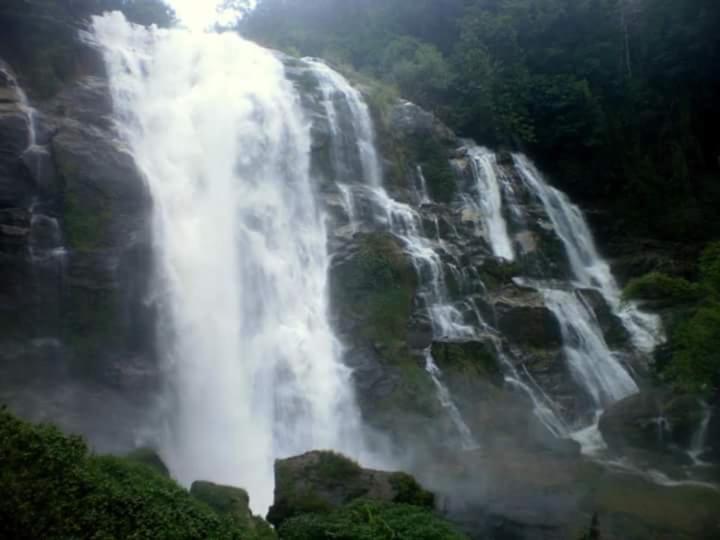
[[689, 402, 712, 466], [467, 146, 515, 261], [457, 145, 665, 438], [303, 59, 477, 448], [91, 13, 364, 514], [513, 154, 663, 354], [542, 289, 638, 408]]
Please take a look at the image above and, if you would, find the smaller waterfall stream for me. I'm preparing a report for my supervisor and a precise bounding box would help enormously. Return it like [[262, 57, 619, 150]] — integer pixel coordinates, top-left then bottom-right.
[[467, 147, 515, 261], [514, 155, 663, 354], [689, 402, 713, 466], [543, 289, 638, 408], [305, 59, 477, 447]]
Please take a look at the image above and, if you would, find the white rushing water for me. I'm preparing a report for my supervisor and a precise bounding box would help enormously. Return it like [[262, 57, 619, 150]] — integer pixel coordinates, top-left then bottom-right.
[[303, 59, 477, 447], [0, 63, 38, 148], [543, 289, 638, 407], [91, 13, 363, 514], [304, 58, 383, 188], [467, 147, 515, 261], [514, 154, 663, 354], [689, 401, 713, 466]]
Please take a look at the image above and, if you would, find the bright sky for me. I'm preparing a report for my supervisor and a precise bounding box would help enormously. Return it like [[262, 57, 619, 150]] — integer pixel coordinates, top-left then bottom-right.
[[163, 0, 255, 30]]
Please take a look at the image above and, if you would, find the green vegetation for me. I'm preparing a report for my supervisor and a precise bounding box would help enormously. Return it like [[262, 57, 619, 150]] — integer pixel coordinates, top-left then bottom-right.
[[0, 408, 269, 539], [623, 272, 703, 305], [388, 472, 435, 508], [431, 341, 503, 385], [242, 0, 720, 242], [624, 242, 720, 392], [277, 499, 468, 540], [331, 233, 417, 347]]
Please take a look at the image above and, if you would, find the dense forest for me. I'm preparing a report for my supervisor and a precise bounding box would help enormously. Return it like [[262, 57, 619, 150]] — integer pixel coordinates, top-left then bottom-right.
[[241, 0, 720, 243]]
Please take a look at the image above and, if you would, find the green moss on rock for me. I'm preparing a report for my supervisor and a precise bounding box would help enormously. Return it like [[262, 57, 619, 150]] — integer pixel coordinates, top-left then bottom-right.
[[431, 341, 502, 386]]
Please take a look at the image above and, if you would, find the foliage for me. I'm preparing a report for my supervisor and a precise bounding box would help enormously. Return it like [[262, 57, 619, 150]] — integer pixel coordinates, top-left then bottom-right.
[[241, 0, 720, 242], [699, 241, 720, 294], [623, 272, 703, 305], [278, 499, 468, 540], [670, 304, 720, 392], [388, 473, 435, 508], [624, 242, 720, 392], [0, 408, 265, 539]]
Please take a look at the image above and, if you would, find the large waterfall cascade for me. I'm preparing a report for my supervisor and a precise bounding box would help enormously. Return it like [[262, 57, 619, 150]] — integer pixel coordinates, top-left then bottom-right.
[[91, 13, 365, 514], [86, 8, 671, 512], [298, 58, 663, 450]]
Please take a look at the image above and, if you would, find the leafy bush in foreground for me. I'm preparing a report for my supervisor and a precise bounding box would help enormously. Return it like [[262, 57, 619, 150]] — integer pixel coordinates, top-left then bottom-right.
[[0, 408, 260, 540], [278, 499, 468, 540]]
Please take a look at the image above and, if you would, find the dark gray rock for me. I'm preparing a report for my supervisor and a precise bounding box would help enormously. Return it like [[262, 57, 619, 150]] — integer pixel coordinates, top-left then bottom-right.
[[22, 145, 59, 195], [599, 390, 708, 459], [267, 451, 434, 527], [495, 303, 563, 348]]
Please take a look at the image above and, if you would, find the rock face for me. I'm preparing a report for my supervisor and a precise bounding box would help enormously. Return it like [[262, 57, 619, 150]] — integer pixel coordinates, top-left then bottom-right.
[[267, 451, 434, 527], [0, 39, 156, 452], [599, 390, 711, 459]]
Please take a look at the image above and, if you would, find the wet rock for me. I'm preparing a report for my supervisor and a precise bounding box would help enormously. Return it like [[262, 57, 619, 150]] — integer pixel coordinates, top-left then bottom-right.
[[495, 303, 563, 348], [0, 111, 32, 206], [431, 340, 503, 387], [577, 288, 629, 347], [599, 390, 707, 457], [21, 145, 59, 195], [267, 450, 434, 527], [389, 100, 457, 144]]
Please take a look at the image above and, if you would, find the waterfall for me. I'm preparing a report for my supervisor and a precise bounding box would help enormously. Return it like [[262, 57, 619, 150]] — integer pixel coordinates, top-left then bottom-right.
[[303, 58, 382, 188], [91, 13, 363, 514], [415, 165, 431, 205], [543, 289, 638, 407], [459, 144, 662, 432], [0, 63, 37, 148], [689, 402, 712, 466], [513, 154, 663, 353], [304, 59, 477, 447], [467, 147, 515, 261]]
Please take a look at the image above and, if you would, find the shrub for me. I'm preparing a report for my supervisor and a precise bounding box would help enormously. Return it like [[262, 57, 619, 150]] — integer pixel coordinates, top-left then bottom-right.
[[622, 272, 702, 304], [670, 303, 720, 392], [0, 408, 265, 539], [278, 499, 468, 540]]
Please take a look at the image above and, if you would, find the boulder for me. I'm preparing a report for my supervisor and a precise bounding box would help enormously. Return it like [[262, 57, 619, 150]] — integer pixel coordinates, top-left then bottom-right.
[[267, 451, 434, 527]]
